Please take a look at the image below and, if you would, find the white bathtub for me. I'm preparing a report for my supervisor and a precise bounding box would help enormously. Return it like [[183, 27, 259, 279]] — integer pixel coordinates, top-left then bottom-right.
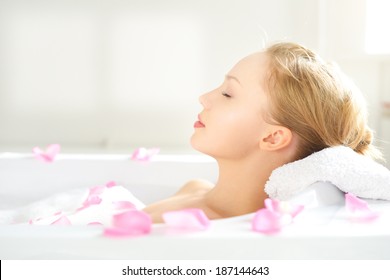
[[1, 153, 390, 260]]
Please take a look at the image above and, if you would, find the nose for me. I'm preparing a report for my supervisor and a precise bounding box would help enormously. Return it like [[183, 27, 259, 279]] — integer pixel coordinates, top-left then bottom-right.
[[199, 91, 212, 109], [199, 93, 206, 106]]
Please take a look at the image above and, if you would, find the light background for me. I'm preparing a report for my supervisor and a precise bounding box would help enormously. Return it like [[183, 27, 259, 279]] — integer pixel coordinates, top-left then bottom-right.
[[0, 0, 389, 166]]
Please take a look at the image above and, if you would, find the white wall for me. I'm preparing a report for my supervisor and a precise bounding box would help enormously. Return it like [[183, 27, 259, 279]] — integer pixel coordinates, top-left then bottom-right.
[[0, 0, 389, 164]]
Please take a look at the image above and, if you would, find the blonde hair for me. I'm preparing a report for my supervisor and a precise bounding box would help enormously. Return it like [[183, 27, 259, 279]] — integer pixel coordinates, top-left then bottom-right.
[[264, 42, 382, 160]]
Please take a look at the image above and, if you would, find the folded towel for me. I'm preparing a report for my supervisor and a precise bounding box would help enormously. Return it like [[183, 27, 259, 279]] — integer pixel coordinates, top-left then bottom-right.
[[265, 146, 390, 201]]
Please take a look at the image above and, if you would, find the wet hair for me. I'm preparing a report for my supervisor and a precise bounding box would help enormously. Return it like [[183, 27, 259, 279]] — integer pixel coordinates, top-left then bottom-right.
[[263, 42, 382, 160]]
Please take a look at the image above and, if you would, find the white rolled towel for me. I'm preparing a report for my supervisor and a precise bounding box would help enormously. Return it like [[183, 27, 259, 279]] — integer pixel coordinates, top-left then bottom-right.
[[265, 146, 390, 201]]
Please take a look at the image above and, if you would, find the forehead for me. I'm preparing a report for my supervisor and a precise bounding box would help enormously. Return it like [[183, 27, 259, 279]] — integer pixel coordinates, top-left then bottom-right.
[[227, 51, 269, 89]]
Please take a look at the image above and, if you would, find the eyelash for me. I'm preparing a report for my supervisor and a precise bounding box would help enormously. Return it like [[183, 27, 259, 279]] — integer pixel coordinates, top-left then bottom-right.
[[222, 91, 232, 98]]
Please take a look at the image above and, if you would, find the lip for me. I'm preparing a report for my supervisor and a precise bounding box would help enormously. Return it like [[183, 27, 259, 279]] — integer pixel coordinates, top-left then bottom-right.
[[194, 114, 205, 128]]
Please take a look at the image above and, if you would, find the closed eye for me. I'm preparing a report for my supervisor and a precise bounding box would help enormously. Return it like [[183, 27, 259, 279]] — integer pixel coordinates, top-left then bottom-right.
[[222, 92, 232, 98]]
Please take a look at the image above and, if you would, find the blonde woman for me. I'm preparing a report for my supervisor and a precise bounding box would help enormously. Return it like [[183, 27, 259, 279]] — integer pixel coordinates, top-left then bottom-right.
[[143, 42, 381, 222]]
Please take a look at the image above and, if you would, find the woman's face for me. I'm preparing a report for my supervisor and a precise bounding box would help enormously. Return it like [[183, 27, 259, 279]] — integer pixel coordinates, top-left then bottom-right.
[[191, 52, 271, 160]]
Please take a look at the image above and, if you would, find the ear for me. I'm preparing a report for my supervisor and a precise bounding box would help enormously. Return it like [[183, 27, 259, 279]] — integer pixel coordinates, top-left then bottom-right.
[[259, 126, 293, 151]]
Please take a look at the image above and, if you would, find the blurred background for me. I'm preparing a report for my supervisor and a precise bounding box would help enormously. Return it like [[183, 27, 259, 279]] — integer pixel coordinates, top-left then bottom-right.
[[0, 0, 389, 165]]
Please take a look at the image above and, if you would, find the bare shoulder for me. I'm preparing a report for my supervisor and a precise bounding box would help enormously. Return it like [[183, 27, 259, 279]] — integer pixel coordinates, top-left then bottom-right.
[[143, 179, 216, 223], [175, 179, 214, 196]]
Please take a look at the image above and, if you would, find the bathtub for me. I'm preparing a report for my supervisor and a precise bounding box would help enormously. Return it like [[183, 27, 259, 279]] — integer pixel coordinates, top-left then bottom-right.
[[1, 152, 390, 260]]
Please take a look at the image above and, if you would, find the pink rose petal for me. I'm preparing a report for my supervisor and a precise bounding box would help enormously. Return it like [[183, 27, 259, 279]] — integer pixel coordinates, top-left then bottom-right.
[[345, 193, 379, 222], [77, 186, 105, 211], [104, 210, 152, 237], [77, 196, 102, 212], [252, 208, 286, 234], [345, 193, 369, 212], [351, 211, 380, 222], [32, 144, 61, 162], [51, 216, 71, 225], [252, 198, 303, 234], [130, 147, 160, 162], [289, 204, 305, 218], [112, 201, 136, 211], [104, 227, 141, 237], [264, 198, 304, 218], [264, 198, 277, 211], [162, 208, 210, 230], [106, 181, 117, 188], [88, 222, 103, 226], [87, 196, 102, 205], [81, 195, 102, 208], [89, 186, 106, 196]]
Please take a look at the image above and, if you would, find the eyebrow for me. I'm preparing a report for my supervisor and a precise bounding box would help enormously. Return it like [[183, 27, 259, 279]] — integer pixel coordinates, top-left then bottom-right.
[[225, 74, 241, 85]]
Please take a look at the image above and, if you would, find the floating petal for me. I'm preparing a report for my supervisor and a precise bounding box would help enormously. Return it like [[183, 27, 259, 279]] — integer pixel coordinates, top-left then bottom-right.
[[252, 208, 290, 234], [345, 193, 379, 222], [104, 210, 152, 237], [88, 222, 103, 226], [130, 147, 160, 162], [162, 208, 210, 230], [32, 144, 61, 162], [253, 198, 303, 234], [112, 201, 136, 211], [89, 186, 106, 196], [51, 216, 71, 225], [106, 181, 117, 188], [264, 198, 304, 218]]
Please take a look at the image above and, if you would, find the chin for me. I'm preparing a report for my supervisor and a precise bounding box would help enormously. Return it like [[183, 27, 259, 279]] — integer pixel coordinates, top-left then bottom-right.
[[190, 135, 201, 151], [190, 134, 227, 158], [190, 135, 209, 155]]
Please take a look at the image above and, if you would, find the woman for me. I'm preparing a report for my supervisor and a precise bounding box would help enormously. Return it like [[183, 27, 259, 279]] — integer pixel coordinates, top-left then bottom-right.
[[143, 42, 381, 222]]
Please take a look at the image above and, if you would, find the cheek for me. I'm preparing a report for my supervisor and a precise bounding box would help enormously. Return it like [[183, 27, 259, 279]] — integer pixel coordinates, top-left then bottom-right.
[[191, 111, 263, 158], [221, 110, 263, 140]]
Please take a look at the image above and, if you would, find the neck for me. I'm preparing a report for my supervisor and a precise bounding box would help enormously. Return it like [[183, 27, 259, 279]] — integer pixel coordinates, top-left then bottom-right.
[[205, 153, 277, 218]]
